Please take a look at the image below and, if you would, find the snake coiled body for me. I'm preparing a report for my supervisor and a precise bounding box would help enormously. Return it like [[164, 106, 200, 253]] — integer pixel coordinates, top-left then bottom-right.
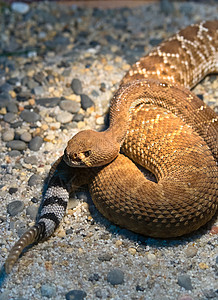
[[4, 20, 218, 274], [86, 20, 218, 237]]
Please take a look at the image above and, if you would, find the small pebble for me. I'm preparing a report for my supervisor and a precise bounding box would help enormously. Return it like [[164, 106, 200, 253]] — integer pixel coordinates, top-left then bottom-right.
[[65, 290, 87, 300], [31, 197, 39, 203], [28, 174, 42, 187], [80, 94, 94, 110], [7, 140, 27, 151], [71, 78, 83, 95], [3, 113, 17, 123], [199, 262, 209, 269], [96, 116, 104, 125], [185, 245, 198, 258], [59, 100, 80, 113], [136, 285, 145, 292], [28, 136, 43, 151], [73, 113, 84, 122], [88, 273, 100, 282], [17, 91, 32, 101], [2, 130, 15, 142], [56, 111, 73, 123], [26, 206, 38, 221], [36, 97, 60, 108], [7, 102, 18, 113], [98, 253, 112, 261], [107, 268, 124, 285], [128, 247, 137, 255], [8, 187, 18, 195], [95, 289, 103, 298], [10, 121, 23, 128], [11, 2, 30, 14], [147, 253, 156, 261], [8, 150, 21, 157], [40, 284, 56, 298], [20, 110, 40, 123], [177, 275, 193, 290], [20, 132, 32, 142], [24, 155, 38, 165], [100, 82, 106, 92], [33, 86, 45, 96], [7, 200, 24, 216]]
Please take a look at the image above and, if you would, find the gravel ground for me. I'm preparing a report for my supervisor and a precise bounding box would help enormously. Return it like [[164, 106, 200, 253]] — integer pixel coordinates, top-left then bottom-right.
[[0, 1, 218, 300]]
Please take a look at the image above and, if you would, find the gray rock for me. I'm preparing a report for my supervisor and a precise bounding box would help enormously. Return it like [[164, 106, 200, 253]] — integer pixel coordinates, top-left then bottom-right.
[[17, 222, 27, 237], [28, 136, 43, 151], [17, 91, 32, 101], [0, 92, 12, 108], [28, 174, 42, 187], [10, 121, 23, 128], [32, 86, 45, 96], [98, 253, 112, 261], [3, 113, 17, 123], [24, 155, 38, 165], [136, 285, 145, 292], [7, 102, 18, 113], [65, 290, 87, 300], [73, 113, 84, 122], [8, 150, 21, 157], [36, 97, 60, 108], [88, 273, 100, 282], [11, 2, 30, 14], [20, 132, 32, 142], [71, 78, 83, 95], [177, 275, 193, 290], [2, 129, 15, 142], [80, 94, 94, 110], [95, 289, 103, 298], [56, 111, 73, 123], [0, 83, 13, 93], [216, 256, 218, 264], [7, 140, 27, 151], [8, 187, 18, 194], [107, 268, 124, 285], [59, 100, 80, 113], [22, 76, 38, 90], [7, 200, 24, 216], [20, 110, 40, 123], [26, 206, 38, 221], [184, 246, 198, 258], [33, 72, 46, 85], [41, 284, 56, 298], [100, 82, 106, 92]]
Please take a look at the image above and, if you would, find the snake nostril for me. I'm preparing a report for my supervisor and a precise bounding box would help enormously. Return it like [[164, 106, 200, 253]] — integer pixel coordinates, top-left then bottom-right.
[[69, 152, 81, 163]]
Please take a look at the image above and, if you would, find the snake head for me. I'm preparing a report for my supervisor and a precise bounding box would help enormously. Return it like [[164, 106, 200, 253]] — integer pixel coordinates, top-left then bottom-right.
[[63, 129, 120, 167]]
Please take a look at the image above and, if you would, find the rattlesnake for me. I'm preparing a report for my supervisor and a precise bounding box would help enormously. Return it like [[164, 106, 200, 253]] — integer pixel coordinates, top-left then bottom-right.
[[4, 20, 218, 274]]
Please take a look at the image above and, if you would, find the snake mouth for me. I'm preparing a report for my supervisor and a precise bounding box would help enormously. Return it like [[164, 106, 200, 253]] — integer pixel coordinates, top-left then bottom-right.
[[63, 149, 91, 167]]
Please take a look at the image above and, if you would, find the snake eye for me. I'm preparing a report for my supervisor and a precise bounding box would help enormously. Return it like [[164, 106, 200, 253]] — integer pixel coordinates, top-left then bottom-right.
[[84, 150, 91, 157]]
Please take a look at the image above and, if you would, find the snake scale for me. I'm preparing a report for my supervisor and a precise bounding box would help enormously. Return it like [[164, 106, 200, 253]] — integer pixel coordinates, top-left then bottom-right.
[[4, 20, 218, 274]]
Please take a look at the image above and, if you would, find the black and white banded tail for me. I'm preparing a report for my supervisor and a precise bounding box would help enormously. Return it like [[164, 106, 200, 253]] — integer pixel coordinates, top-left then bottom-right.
[[5, 175, 69, 274]]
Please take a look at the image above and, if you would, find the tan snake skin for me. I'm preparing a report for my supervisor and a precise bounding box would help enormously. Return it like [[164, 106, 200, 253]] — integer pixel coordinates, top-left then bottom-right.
[[64, 20, 218, 238], [4, 20, 218, 275]]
